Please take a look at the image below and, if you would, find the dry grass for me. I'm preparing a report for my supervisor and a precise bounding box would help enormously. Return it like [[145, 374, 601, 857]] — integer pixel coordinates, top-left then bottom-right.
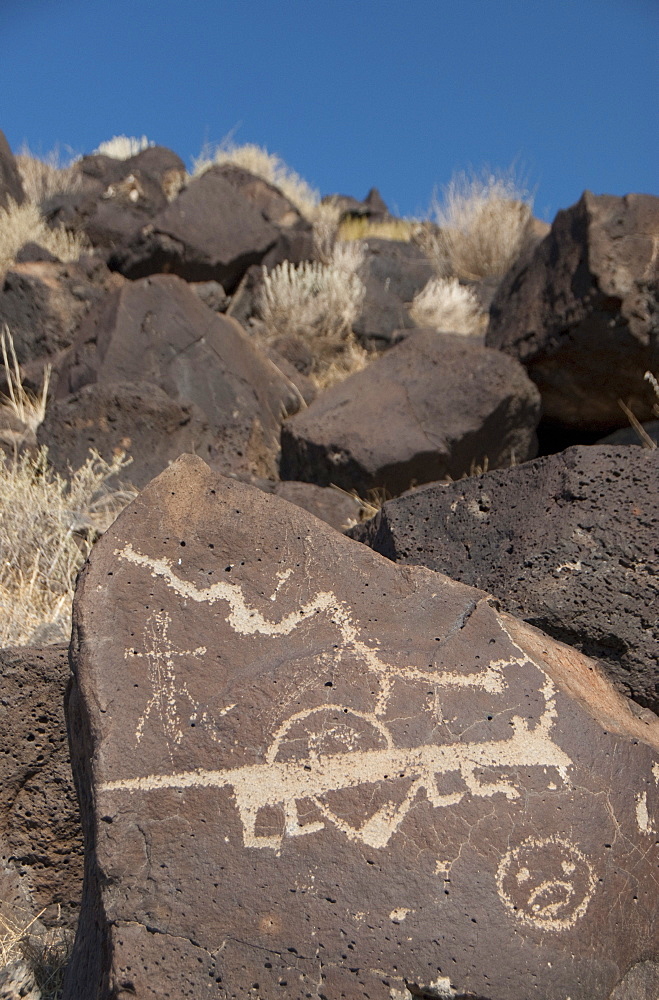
[[92, 134, 154, 159], [1, 325, 51, 431], [417, 168, 534, 281], [259, 242, 368, 388], [0, 904, 72, 1000], [0, 446, 135, 646], [15, 146, 83, 208], [192, 140, 319, 220], [410, 277, 486, 336], [619, 371, 659, 450], [338, 216, 418, 243], [0, 199, 90, 278]]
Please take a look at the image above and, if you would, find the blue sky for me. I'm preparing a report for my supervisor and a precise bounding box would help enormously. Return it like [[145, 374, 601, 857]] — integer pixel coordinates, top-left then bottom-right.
[[1, 0, 657, 222]]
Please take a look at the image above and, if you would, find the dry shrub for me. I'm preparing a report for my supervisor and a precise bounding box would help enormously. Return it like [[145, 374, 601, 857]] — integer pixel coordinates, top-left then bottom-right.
[[15, 145, 83, 207], [259, 241, 368, 387], [93, 134, 154, 159], [0, 446, 135, 646], [338, 216, 418, 243], [419, 168, 534, 281], [410, 276, 486, 336], [0, 199, 89, 278], [192, 141, 319, 220], [1, 325, 50, 431], [311, 200, 342, 264], [0, 904, 72, 1000]]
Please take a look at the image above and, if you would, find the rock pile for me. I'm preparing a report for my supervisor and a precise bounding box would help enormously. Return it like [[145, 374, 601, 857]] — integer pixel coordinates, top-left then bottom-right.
[[0, 129, 657, 998]]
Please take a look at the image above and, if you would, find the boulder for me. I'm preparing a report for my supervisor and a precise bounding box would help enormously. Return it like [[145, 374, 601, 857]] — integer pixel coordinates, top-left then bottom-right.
[[64, 456, 659, 1000], [353, 238, 435, 349], [215, 163, 310, 229], [280, 329, 541, 495], [256, 478, 362, 532], [38, 380, 216, 490], [350, 445, 659, 714], [45, 146, 187, 250], [486, 192, 659, 432], [0, 256, 121, 367], [0, 130, 25, 210], [108, 166, 280, 292], [0, 645, 83, 929], [55, 274, 303, 480]]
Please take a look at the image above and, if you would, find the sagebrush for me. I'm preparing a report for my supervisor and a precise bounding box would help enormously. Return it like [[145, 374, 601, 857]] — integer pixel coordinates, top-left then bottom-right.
[[410, 276, 485, 335], [0, 199, 89, 278]]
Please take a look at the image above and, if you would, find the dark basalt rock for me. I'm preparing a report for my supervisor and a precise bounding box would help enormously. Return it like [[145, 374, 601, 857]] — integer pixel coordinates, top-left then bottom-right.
[[486, 192, 659, 432], [280, 329, 541, 495], [350, 445, 659, 714], [63, 456, 659, 1000]]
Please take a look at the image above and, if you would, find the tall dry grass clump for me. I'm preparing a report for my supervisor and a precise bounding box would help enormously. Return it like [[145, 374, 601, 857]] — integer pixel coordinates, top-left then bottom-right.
[[0, 199, 89, 278], [0, 328, 135, 646], [193, 140, 319, 220], [15, 145, 83, 208], [0, 446, 134, 646], [418, 168, 534, 281], [259, 241, 368, 388], [410, 276, 486, 336]]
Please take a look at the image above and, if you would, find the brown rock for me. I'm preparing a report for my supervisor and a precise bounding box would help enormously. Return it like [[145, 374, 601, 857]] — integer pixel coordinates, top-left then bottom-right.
[[349, 445, 659, 714], [38, 380, 216, 489], [0, 131, 25, 210], [64, 456, 659, 1000], [108, 166, 280, 292], [0, 257, 121, 368], [353, 238, 435, 349], [215, 163, 310, 229], [280, 329, 541, 495], [486, 192, 659, 431], [45, 146, 187, 250], [256, 478, 362, 531], [56, 274, 303, 480], [0, 645, 83, 929]]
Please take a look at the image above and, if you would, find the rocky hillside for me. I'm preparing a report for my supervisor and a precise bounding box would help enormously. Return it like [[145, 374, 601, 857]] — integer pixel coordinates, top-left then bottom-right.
[[0, 132, 657, 1000]]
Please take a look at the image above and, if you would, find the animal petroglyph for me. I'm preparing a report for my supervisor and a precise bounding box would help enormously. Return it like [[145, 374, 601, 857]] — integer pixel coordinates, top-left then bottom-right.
[[496, 835, 596, 931], [105, 545, 575, 853]]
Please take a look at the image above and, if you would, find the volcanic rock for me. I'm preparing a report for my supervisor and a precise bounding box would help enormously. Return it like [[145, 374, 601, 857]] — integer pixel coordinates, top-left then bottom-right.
[[55, 274, 303, 480], [350, 445, 659, 713], [64, 455, 659, 1000], [280, 329, 541, 494], [38, 380, 216, 490], [108, 166, 280, 292], [353, 238, 435, 349], [0, 645, 83, 928], [486, 192, 659, 432]]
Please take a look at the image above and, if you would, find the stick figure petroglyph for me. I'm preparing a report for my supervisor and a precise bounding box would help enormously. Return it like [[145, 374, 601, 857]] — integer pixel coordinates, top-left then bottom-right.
[[105, 545, 575, 854]]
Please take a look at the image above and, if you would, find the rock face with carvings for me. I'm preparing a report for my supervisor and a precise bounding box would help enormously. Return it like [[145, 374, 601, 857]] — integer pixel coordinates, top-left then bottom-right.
[[63, 456, 659, 1000]]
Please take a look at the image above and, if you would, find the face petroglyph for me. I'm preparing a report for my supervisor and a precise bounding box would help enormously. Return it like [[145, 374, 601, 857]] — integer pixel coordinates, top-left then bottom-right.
[[103, 545, 578, 859]]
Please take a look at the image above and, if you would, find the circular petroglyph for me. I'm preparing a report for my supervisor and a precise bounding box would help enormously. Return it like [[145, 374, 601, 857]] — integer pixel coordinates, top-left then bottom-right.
[[496, 834, 596, 931]]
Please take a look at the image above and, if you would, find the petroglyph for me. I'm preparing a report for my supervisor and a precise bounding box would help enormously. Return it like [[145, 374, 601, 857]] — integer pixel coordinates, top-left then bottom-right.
[[128, 610, 206, 750], [635, 791, 655, 834], [106, 545, 575, 852], [496, 835, 596, 931]]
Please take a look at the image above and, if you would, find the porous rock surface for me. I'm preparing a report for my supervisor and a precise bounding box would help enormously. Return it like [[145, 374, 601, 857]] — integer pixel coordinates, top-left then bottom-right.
[[486, 191, 659, 431], [64, 455, 659, 1000], [55, 273, 302, 480], [350, 445, 659, 714], [0, 645, 83, 928], [280, 329, 541, 495]]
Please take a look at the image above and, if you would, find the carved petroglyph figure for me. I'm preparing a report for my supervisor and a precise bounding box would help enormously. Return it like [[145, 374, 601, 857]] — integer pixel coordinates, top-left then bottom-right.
[[104, 544, 575, 856], [496, 835, 597, 931]]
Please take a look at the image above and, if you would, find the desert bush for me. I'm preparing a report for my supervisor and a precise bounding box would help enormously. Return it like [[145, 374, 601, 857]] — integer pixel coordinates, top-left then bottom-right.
[[92, 134, 154, 159], [192, 140, 319, 220], [0, 446, 135, 646], [15, 145, 83, 208], [410, 276, 485, 335], [0, 199, 89, 277], [418, 168, 534, 281], [259, 241, 368, 387]]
